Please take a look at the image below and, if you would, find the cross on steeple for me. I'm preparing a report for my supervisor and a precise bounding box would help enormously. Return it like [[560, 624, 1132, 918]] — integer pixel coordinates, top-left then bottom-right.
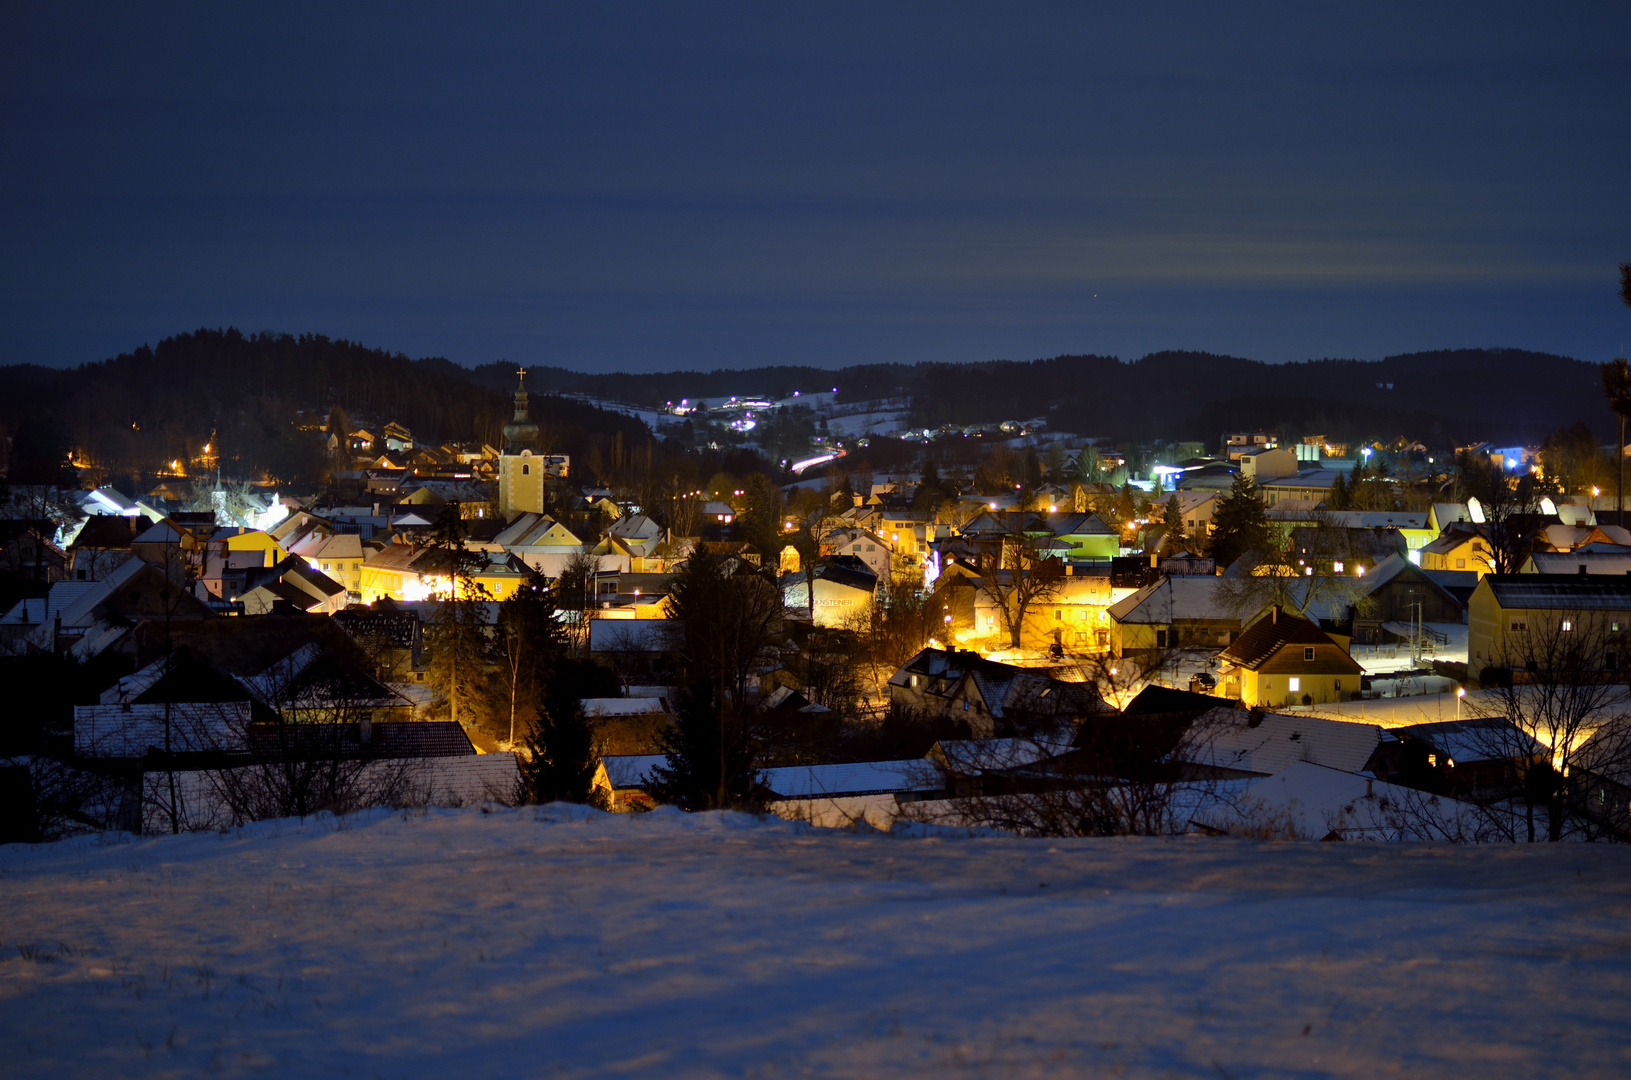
[[515, 365, 527, 389]]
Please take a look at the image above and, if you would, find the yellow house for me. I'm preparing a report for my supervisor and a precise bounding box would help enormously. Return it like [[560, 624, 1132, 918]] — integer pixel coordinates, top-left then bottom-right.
[[1106, 576, 1242, 656], [968, 569, 1138, 652], [493, 513, 586, 578], [308, 533, 366, 601], [360, 543, 531, 603], [1216, 607, 1362, 708], [1467, 575, 1631, 684], [222, 528, 288, 566], [1419, 529, 1492, 576]]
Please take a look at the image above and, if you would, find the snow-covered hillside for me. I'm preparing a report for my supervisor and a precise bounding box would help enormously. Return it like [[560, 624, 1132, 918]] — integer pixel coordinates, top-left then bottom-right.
[[2, 807, 1627, 1078]]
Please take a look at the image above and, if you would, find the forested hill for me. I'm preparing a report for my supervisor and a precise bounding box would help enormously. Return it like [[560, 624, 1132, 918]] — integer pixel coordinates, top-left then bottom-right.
[[2, 331, 1603, 489], [912, 349, 1611, 445], [0, 329, 650, 487], [472, 347, 1608, 446]]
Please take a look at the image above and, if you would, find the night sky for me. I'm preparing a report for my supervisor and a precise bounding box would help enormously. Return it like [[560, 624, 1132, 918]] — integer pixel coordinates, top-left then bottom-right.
[[3, 3, 1628, 373]]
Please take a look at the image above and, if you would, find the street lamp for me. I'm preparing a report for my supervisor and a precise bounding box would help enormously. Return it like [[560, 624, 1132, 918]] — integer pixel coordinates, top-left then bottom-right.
[[1457, 685, 1466, 720]]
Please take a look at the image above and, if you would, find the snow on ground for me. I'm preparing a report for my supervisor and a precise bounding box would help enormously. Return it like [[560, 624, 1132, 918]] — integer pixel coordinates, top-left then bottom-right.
[[3, 807, 1629, 1078], [1302, 684, 1631, 732], [823, 409, 912, 438], [1352, 622, 1468, 676]]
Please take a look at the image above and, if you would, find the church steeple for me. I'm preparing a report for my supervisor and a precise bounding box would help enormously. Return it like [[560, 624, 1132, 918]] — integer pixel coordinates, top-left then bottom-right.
[[502, 366, 539, 454]]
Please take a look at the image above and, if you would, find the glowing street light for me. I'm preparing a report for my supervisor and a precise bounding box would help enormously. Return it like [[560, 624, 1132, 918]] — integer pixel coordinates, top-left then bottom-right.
[[1457, 685, 1466, 720]]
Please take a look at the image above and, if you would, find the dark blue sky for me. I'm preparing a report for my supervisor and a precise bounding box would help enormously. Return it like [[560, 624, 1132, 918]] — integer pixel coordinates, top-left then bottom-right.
[[3, 3, 1628, 372]]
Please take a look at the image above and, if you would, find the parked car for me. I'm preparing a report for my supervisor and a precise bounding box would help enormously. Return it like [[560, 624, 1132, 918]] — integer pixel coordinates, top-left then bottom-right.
[[1189, 671, 1218, 693]]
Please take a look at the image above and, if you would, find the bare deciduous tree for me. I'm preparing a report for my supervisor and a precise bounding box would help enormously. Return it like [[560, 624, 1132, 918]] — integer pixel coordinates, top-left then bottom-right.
[[971, 532, 1065, 650], [1468, 607, 1631, 841]]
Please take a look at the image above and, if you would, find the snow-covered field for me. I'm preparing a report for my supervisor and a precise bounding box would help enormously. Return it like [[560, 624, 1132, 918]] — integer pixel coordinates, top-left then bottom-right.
[[3, 807, 1629, 1078]]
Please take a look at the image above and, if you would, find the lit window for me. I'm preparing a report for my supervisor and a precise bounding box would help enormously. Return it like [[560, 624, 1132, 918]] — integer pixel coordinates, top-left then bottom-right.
[[1288, 677, 1300, 692], [1561, 620, 1573, 632], [1614, 622, 1622, 632], [1333, 561, 1344, 573]]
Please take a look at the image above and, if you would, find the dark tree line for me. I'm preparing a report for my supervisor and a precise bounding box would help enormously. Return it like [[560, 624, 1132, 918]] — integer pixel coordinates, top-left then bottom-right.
[[473, 348, 1615, 449], [0, 328, 651, 487]]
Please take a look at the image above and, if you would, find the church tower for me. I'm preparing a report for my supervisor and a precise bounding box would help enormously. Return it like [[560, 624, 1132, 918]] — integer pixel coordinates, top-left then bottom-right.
[[497, 368, 545, 520]]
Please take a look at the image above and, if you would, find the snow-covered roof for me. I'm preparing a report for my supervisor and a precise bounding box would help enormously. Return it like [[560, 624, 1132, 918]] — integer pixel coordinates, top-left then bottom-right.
[[602, 754, 667, 789], [1396, 718, 1545, 765], [75, 701, 254, 758], [1107, 576, 1235, 624], [83, 487, 140, 515], [410, 753, 523, 806], [1180, 708, 1380, 776], [133, 520, 187, 545], [9, 558, 151, 652], [609, 514, 663, 542], [494, 513, 582, 549], [1195, 761, 1476, 840], [0, 581, 100, 627], [1524, 551, 1631, 576], [1481, 575, 1631, 610], [762, 760, 942, 799], [930, 738, 1071, 775]]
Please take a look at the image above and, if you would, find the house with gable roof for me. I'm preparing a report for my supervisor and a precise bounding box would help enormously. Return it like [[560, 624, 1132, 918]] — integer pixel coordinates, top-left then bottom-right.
[[0, 556, 214, 658], [493, 513, 587, 578], [1215, 607, 1363, 708], [886, 646, 1105, 738], [1106, 576, 1242, 655], [820, 526, 893, 580], [1466, 574, 1631, 684], [67, 514, 141, 581]]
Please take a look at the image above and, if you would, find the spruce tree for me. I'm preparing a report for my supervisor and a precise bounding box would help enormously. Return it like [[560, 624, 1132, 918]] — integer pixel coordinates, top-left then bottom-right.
[[1327, 472, 1350, 510], [521, 656, 617, 805], [645, 681, 765, 812], [1162, 492, 1186, 551], [1207, 474, 1270, 571]]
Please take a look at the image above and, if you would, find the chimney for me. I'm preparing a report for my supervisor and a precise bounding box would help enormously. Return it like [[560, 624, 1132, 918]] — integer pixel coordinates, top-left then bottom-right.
[[1365, 777, 1373, 798], [1272, 606, 1278, 624], [1579, 564, 1587, 576]]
